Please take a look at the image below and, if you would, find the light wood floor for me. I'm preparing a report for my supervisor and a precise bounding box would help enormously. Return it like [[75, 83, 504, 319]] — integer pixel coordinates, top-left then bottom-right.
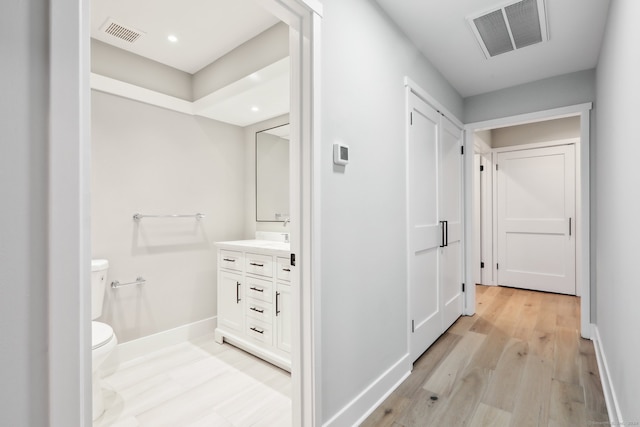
[[94, 334, 291, 427], [362, 285, 609, 427]]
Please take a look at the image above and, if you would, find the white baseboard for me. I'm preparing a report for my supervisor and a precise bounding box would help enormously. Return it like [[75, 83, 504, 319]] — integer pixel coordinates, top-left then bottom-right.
[[103, 316, 216, 374], [322, 354, 411, 427], [591, 324, 624, 424]]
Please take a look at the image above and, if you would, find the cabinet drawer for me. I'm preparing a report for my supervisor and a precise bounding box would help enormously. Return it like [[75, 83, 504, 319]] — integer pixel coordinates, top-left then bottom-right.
[[246, 318, 273, 345], [246, 297, 273, 324], [276, 257, 292, 282], [245, 253, 273, 277], [219, 250, 243, 272], [246, 276, 273, 303]]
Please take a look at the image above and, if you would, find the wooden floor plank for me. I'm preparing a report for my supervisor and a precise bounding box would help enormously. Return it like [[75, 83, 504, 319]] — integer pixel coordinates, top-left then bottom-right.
[[509, 354, 553, 427], [361, 285, 609, 427], [422, 331, 485, 397], [482, 339, 528, 413], [469, 403, 511, 427], [549, 379, 587, 427], [554, 327, 581, 385], [428, 367, 492, 427]]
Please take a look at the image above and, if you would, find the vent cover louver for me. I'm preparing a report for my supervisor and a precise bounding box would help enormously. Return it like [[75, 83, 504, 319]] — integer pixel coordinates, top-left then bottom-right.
[[100, 18, 145, 44], [468, 0, 548, 59]]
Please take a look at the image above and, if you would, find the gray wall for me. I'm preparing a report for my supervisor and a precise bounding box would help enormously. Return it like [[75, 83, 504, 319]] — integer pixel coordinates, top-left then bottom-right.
[[92, 39, 193, 100], [464, 69, 596, 124], [595, 0, 640, 422], [92, 21, 288, 102], [193, 22, 288, 99], [320, 0, 463, 423], [491, 116, 580, 148], [0, 0, 48, 425], [91, 91, 246, 343]]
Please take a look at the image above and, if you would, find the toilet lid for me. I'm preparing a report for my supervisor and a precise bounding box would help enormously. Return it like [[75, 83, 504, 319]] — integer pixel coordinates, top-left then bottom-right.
[[92, 321, 114, 350]]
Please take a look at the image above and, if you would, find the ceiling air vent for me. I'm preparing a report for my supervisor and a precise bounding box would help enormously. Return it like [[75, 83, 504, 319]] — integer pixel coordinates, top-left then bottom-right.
[[100, 18, 145, 44], [468, 0, 548, 58]]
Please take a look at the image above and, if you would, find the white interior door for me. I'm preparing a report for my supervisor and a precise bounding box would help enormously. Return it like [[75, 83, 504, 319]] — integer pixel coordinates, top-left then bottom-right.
[[439, 118, 463, 330], [496, 145, 576, 294], [408, 93, 441, 362]]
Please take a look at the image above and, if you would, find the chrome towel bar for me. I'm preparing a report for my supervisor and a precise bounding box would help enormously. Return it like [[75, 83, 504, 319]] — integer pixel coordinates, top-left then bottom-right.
[[133, 213, 205, 221], [111, 277, 146, 289]]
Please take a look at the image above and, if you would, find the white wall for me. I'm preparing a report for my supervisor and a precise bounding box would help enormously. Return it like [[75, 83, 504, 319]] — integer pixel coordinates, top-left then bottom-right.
[[0, 1, 49, 425], [464, 69, 596, 124], [320, 0, 463, 424], [595, 0, 640, 422], [91, 91, 245, 343]]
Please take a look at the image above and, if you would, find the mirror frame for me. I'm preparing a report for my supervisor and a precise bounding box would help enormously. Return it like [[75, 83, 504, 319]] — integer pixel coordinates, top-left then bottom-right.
[[255, 123, 290, 222]]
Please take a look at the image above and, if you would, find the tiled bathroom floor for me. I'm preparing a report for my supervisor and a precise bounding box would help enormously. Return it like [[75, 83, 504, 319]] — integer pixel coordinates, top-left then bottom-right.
[[94, 334, 292, 427]]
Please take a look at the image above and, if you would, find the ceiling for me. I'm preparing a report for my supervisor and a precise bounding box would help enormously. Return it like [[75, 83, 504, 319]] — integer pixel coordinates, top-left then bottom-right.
[[374, 0, 611, 97], [91, 0, 288, 126], [91, 0, 279, 74]]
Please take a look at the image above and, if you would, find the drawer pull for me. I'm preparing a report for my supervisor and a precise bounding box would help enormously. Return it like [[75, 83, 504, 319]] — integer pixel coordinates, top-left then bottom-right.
[[223, 258, 236, 262], [249, 262, 264, 267], [250, 327, 264, 334], [282, 268, 291, 272], [250, 307, 264, 314], [249, 286, 264, 293]]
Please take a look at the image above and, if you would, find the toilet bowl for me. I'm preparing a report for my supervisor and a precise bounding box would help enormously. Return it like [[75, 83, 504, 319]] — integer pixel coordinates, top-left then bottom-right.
[[91, 259, 118, 420], [92, 321, 117, 420]]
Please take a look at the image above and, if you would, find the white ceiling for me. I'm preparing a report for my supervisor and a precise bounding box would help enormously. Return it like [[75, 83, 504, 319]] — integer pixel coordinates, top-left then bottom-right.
[[374, 0, 611, 97], [91, 0, 280, 74]]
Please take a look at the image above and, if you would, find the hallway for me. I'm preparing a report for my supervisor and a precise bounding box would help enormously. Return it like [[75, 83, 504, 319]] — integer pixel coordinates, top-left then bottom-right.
[[362, 285, 608, 426]]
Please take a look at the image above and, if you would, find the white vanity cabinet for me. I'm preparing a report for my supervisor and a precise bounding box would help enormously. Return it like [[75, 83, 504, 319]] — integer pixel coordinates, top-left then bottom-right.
[[215, 240, 291, 371]]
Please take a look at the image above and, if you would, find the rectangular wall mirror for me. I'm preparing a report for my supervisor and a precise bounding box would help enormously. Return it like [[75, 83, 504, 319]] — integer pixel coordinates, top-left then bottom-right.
[[256, 123, 290, 222]]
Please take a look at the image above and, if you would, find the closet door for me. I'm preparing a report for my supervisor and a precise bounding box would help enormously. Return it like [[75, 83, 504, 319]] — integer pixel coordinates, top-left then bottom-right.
[[496, 145, 576, 294], [408, 93, 442, 363], [439, 118, 464, 330]]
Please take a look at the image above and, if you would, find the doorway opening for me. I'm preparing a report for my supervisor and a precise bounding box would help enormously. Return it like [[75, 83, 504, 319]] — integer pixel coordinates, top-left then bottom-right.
[[48, 0, 321, 425], [464, 103, 592, 338]]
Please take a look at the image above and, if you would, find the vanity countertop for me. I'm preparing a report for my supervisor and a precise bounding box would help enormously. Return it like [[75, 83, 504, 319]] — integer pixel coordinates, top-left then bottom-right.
[[215, 239, 290, 256]]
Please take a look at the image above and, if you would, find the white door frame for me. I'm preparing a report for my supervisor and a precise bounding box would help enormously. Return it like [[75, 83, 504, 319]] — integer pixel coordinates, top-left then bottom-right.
[[49, 0, 323, 425], [463, 103, 592, 339]]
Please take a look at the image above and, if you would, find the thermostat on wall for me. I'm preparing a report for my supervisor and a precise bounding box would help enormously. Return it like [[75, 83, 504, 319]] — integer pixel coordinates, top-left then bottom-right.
[[333, 143, 349, 166]]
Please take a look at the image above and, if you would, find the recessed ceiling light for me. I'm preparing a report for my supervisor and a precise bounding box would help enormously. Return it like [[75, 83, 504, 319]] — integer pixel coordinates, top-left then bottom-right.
[[251, 106, 260, 112], [167, 34, 178, 43]]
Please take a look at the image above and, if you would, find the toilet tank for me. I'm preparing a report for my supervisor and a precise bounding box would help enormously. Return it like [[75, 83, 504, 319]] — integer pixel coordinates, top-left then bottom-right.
[[91, 259, 109, 319]]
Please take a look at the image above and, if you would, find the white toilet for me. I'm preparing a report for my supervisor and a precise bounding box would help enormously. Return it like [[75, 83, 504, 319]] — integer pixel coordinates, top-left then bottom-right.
[[91, 259, 117, 420]]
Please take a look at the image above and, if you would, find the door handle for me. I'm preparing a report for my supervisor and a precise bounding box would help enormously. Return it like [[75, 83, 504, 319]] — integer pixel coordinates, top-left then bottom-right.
[[445, 220, 449, 247], [236, 281, 241, 303], [276, 291, 281, 316], [440, 220, 449, 247], [569, 217, 572, 236], [440, 221, 446, 248]]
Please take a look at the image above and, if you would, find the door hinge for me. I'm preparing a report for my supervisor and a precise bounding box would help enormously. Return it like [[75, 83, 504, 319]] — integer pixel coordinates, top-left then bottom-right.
[[461, 146, 464, 155], [290, 253, 296, 267], [480, 165, 484, 172], [411, 319, 415, 333], [481, 262, 485, 269], [496, 263, 499, 270], [462, 283, 466, 292], [496, 164, 499, 171]]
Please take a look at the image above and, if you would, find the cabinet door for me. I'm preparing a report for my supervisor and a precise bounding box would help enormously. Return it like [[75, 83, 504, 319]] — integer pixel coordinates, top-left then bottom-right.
[[275, 283, 292, 354], [219, 271, 243, 333]]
